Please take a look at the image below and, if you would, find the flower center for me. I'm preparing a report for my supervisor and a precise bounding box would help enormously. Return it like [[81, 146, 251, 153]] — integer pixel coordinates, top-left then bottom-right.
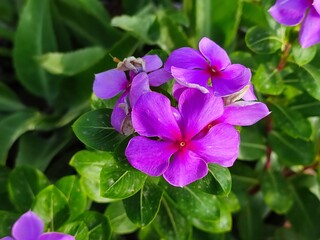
[[179, 141, 186, 147]]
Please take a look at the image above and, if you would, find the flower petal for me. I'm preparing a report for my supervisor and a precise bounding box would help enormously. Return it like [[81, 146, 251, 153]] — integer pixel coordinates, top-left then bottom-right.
[[314, 1, 320, 15], [148, 68, 172, 86], [299, 7, 320, 48], [129, 72, 150, 106], [190, 123, 240, 167], [199, 37, 231, 70], [216, 101, 270, 126], [125, 136, 177, 176], [163, 149, 208, 187], [178, 89, 224, 141], [39, 233, 75, 240], [268, 0, 310, 26], [12, 211, 44, 240], [242, 83, 257, 101], [172, 82, 188, 101], [212, 64, 251, 97], [164, 47, 208, 72], [1, 237, 14, 240], [93, 69, 127, 99], [132, 92, 182, 140], [111, 93, 129, 133], [171, 67, 210, 94], [142, 55, 163, 72]]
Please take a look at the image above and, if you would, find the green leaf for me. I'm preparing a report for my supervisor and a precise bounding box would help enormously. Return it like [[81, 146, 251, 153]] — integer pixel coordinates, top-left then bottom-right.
[[163, 183, 220, 221], [287, 188, 320, 239], [76, 211, 111, 240], [32, 185, 70, 230], [111, 14, 156, 43], [15, 129, 72, 171], [208, 164, 232, 195], [252, 64, 284, 95], [58, 221, 89, 240], [269, 131, 315, 166], [0, 211, 19, 237], [13, 0, 61, 103], [153, 199, 192, 240], [290, 94, 320, 117], [105, 201, 138, 234], [291, 43, 317, 66], [8, 166, 50, 212], [0, 110, 41, 165], [0, 82, 25, 112], [72, 109, 126, 151], [239, 126, 266, 160], [55, 175, 87, 220], [298, 64, 320, 101], [275, 228, 306, 240], [37, 47, 106, 76], [123, 179, 163, 226], [100, 160, 147, 200], [245, 26, 282, 54], [270, 103, 312, 140], [261, 170, 294, 214], [70, 150, 116, 203]]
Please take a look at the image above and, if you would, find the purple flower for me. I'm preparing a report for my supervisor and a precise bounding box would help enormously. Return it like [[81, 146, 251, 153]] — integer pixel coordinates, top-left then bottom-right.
[[269, 0, 320, 48], [164, 37, 251, 97], [1, 211, 74, 240], [93, 55, 172, 135], [125, 89, 240, 187]]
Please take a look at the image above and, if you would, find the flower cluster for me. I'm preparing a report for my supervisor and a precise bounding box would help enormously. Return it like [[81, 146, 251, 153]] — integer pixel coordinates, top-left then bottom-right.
[[93, 37, 270, 187], [1, 211, 74, 240], [269, 0, 320, 48]]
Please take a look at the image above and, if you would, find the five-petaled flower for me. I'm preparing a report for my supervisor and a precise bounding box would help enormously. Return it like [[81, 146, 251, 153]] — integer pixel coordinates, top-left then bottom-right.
[[269, 0, 320, 48], [93, 55, 172, 135], [164, 37, 251, 97], [125, 89, 241, 187], [1, 211, 74, 240]]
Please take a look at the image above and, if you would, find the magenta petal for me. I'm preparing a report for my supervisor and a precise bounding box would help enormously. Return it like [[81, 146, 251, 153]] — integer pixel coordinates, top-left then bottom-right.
[[129, 72, 150, 106], [217, 101, 270, 126], [39, 233, 75, 240], [164, 47, 208, 72], [212, 64, 251, 97], [242, 83, 257, 101], [190, 123, 240, 167], [163, 149, 208, 187], [171, 67, 210, 94], [111, 93, 128, 133], [199, 37, 231, 70], [178, 89, 224, 141], [148, 68, 172, 86], [268, 0, 310, 26], [12, 211, 44, 240], [172, 82, 187, 101], [125, 136, 177, 176], [1, 237, 14, 240], [314, 1, 320, 15], [93, 69, 128, 99], [299, 7, 320, 48], [132, 92, 182, 140], [142, 54, 163, 72]]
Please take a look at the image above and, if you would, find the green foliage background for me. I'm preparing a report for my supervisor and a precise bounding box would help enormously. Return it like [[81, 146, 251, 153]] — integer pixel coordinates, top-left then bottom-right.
[[1, 0, 320, 239]]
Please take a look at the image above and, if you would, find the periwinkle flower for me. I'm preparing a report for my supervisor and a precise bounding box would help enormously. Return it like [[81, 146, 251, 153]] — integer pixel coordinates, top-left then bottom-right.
[[93, 55, 172, 135], [269, 0, 320, 48], [1, 211, 74, 240], [125, 89, 240, 187], [164, 37, 251, 97]]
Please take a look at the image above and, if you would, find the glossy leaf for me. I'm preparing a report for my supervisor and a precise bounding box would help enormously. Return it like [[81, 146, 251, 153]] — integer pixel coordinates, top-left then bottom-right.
[[0, 110, 41, 164], [245, 26, 282, 54], [270, 103, 312, 140], [32, 185, 70, 230], [269, 131, 315, 166], [239, 126, 266, 160], [8, 166, 50, 213], [0, 211, 19, 237], [13, 0, 61, 103], [70, 150, 116, 203], [261, 170, 294, 214], [291, 44, 316, 66], [58, 221, 89, 240], [55, 175, 87, 220], [298, 64, 320, 101], [0, 82, 25, 112], [105, 201, 138, 234], [75, 211, 111, 240], [37, 47, 106, 76], [72, 109, 126, 151], [123, 179, 163, 226]]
